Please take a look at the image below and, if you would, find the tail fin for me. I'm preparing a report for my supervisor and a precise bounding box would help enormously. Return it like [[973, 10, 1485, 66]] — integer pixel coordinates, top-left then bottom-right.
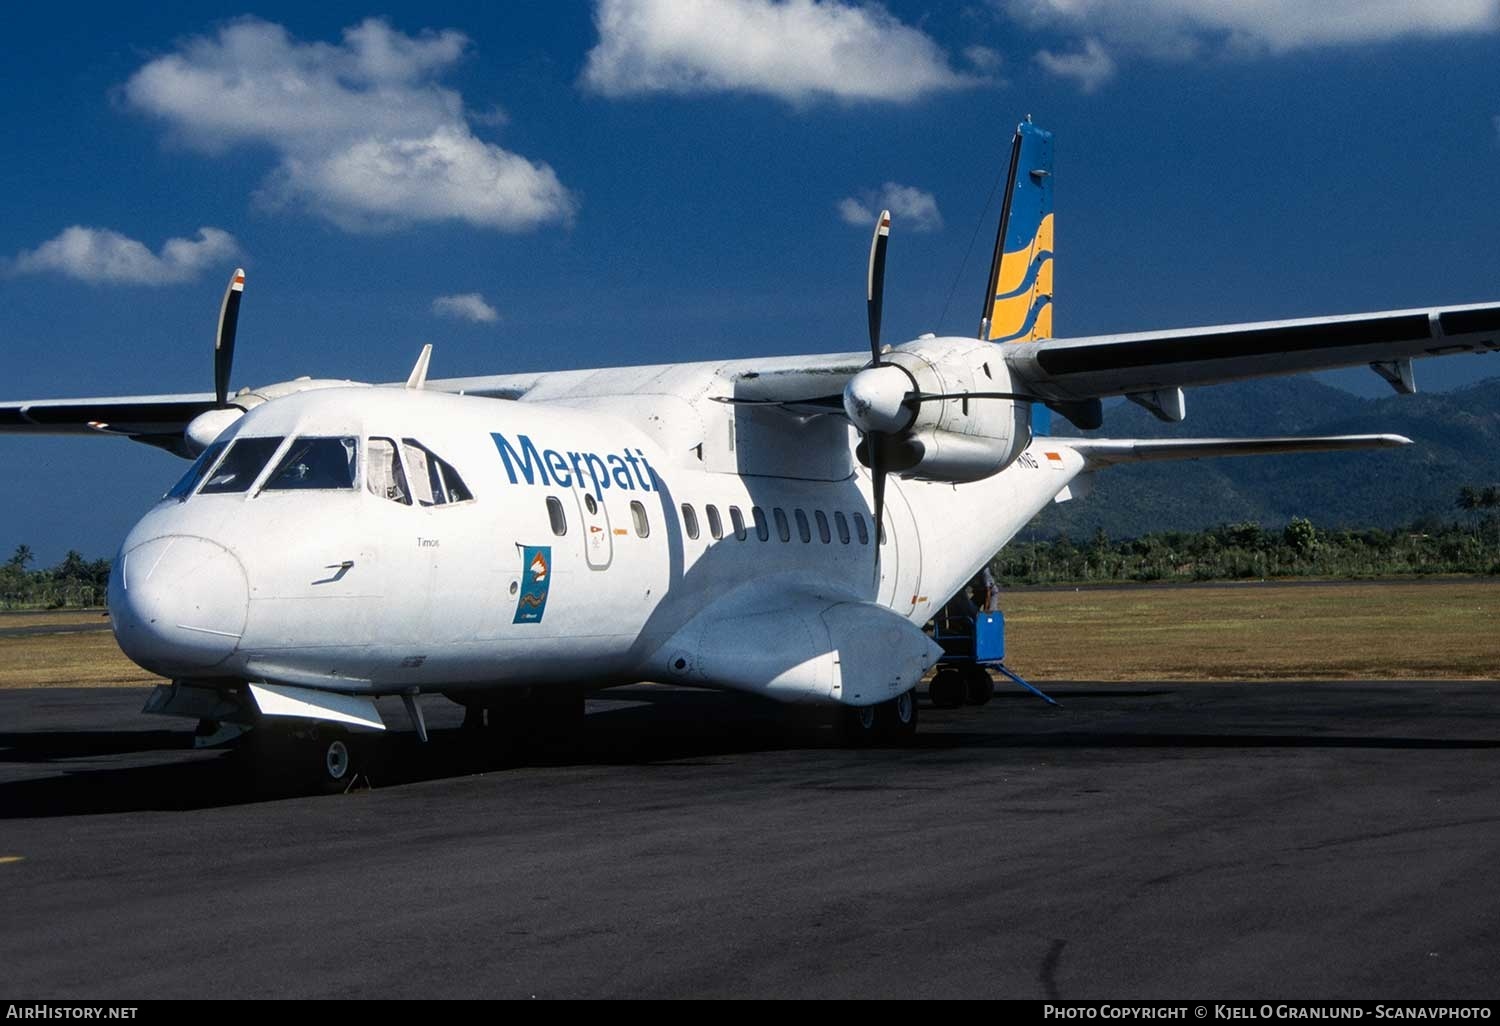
[[980, 117, 1054, 432]]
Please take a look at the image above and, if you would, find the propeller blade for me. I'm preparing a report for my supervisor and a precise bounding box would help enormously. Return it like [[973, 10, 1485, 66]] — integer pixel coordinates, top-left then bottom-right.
[[866, 209, 890, 364], [870, 433, 886, 579], [214, 267, 246, 408]]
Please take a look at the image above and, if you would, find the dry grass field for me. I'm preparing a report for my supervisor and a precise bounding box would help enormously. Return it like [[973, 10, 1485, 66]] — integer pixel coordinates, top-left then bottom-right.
[[1001, 580, 1500, 680], [1, 579, 1497, 688]]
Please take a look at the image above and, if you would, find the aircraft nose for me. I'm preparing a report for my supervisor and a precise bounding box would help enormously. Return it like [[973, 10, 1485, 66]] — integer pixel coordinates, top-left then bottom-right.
[[110, 536, 249, 673]]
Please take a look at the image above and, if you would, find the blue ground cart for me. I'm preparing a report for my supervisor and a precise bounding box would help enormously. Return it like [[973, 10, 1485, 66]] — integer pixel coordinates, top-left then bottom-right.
[[929, 611, 1058, 708]]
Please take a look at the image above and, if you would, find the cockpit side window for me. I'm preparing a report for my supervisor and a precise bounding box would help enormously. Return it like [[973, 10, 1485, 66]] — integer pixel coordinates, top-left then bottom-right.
[[401, 439, 473, 506], [166, 440, 228, 500], [366, 437, 410, 505], [200, 436, 286, 494], [262, 436, 359, 491]]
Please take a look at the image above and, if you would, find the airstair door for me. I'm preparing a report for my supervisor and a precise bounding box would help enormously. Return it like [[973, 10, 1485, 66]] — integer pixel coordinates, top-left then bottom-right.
[[573, 489, 613, 570]]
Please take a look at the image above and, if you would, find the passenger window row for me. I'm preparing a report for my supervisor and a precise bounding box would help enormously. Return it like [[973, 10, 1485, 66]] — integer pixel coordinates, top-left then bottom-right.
[[542, 496, 878, 547]]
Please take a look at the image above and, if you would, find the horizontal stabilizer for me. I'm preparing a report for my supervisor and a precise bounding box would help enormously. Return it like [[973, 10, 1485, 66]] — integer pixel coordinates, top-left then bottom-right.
[[1065, 433, 1411, 470]]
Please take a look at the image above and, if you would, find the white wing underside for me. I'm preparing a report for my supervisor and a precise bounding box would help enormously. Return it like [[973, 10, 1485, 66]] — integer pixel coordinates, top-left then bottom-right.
[[1062, 434, 1412, 470]]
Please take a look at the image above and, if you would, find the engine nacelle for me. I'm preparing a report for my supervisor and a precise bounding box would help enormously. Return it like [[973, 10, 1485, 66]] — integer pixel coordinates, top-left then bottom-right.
[[183, 377, 369, 455], [849, 336, 1032, 483]]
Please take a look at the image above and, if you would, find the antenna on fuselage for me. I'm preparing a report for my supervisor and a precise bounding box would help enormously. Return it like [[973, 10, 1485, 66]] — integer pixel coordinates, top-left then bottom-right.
[[405, 344, 433, 390]]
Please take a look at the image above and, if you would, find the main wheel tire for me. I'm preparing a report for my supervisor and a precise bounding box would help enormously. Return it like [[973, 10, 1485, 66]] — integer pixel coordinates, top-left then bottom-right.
[[839, 704, 881, 747], [929, 668, 965, 708], [876, 689, 919, 744], [963, 667, 996, 706]]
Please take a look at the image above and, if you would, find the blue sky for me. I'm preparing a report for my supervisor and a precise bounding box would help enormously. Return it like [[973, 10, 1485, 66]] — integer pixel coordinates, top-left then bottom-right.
[[3, 1, 1499, 562]]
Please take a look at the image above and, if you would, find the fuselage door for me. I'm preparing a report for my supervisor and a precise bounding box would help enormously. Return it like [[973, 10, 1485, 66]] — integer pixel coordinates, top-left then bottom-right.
[[574, 489, 613, 570]]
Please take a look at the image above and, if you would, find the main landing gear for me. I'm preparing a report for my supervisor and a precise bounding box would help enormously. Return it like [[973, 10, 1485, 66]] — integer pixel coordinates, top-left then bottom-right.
[[839, 689, 919, 747]]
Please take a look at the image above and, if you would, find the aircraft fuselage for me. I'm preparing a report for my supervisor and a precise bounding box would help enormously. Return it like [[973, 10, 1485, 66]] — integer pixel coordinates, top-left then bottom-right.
[[108, 384, 1081, 705]]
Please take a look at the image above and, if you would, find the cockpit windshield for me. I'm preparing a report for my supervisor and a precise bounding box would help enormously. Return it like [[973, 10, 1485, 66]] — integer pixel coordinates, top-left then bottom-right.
[[365, 436, 472, 506], [200, 437, 286, 494], [262, 436, 359, 491], [166, 440, 228, 500]]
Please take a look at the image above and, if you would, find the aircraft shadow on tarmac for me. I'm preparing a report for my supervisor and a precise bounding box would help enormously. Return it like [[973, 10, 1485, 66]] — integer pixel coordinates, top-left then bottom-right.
[[1, 685, 1496, 819]]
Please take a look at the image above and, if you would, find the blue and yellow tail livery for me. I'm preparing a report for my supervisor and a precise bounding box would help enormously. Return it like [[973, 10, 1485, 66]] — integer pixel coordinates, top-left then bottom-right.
[[981, 118, 1054, 433], [982, 119, 1053, 345]]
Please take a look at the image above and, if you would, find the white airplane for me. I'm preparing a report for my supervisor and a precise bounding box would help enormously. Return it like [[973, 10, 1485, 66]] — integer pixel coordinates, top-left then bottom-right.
[[3, 119, 1496, 791]]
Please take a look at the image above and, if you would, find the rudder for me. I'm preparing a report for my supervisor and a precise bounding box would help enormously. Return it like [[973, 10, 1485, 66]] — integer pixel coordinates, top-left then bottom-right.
[[979, 118, 1054, 434]]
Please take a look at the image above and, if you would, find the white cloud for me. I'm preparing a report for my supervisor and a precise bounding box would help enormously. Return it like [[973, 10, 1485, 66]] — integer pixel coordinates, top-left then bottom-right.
[[432, 292, 499, 324], [963, 44, 1003, 73], [11, 226, 239, 285], [1006, 0, 1499, 59], [838, 183, 942, 233], [1034, 37, 1115, 92], [581, 0, 978, 103], [122, 18, 575, 233]]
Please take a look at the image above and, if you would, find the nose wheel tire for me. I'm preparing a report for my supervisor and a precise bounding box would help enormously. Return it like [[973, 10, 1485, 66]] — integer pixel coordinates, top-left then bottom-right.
[[313, 730, 361, 794]]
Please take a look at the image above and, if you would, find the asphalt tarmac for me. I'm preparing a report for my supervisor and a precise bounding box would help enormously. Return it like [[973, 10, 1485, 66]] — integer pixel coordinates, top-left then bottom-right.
[[1, 680, 1497, 999]]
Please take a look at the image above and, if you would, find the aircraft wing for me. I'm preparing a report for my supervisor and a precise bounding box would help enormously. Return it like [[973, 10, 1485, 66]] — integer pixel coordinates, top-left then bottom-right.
[[0, 393, 217, 454], [1063, 433, 1411, 470], [427, 351, 868, 405], [1005, 302, 1500, 401]]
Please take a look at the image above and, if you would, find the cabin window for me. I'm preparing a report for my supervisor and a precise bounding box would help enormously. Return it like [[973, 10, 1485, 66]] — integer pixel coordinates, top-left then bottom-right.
[[751, 506, 769, 542], [546, 496, 568, 536], [731, 506, 748, 541], [834, 511, 851, 544], [815, 510, 831, 544], [631, 500, 650, 537], [682, 503, 700, 540], [794, 509, 811, 543], [263, 436, 359, 491], [585, 494, 598, 515], [706, 504, 723, 540], [366, 437, 410, 504], [167, 440, 228, 500], [773, 508, 791, 543], [200, 436, 286, 494], [401, 439, 473, 506], [853, 512, 870, 545]]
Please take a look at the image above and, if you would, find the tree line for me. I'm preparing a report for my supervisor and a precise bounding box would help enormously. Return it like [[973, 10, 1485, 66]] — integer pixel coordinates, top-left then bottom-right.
[[994, 499, 1500, 586], [1, 546, 112, 610]]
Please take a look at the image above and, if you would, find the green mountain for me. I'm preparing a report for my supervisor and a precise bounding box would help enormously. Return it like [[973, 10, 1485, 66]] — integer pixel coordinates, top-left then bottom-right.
[[1029, 374, 1500, 539]]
